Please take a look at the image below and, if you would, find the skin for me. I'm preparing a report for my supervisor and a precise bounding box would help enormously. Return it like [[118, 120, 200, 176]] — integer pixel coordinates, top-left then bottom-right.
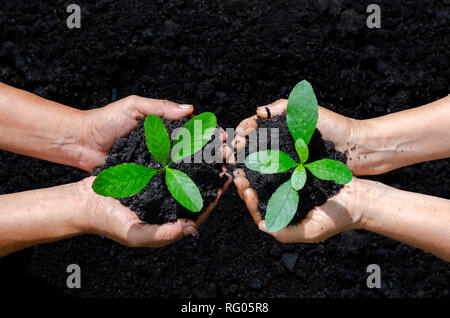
[[233, 96, 450, 261], [0, 83, 231, 257]]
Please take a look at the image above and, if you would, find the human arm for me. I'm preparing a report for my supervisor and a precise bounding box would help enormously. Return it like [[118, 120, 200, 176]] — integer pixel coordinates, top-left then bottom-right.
[[0, 82, 194, 172], [255, 177, 450, 261], [241, 95, 450, 176], [0, 83, 231, 256], [0, 175, 233, 257], [232, 96, 450, 261]]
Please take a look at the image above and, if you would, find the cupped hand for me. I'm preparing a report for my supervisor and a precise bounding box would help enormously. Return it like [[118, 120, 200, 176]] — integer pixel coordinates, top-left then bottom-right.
[[75, 95, 232, 247], [235, 172, 366, 243], [78, 95, 195, 172], [230, 99, 366, 243], [233, 99, 364, 173], [79, 173, 231, 248]]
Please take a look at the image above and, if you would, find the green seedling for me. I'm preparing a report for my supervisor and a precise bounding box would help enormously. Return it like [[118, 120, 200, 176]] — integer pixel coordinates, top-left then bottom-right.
[[92, 112, 217, 212], [245, 80, 352, 232]]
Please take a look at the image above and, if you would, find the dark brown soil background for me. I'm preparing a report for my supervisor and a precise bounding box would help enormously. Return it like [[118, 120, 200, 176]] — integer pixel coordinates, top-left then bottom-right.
[[0, 0, 449, 297]]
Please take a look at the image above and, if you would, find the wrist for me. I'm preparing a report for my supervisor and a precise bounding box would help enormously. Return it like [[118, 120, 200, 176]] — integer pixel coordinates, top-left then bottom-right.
[[345, 118, 395, 176], [352, 178, 390, 230], [69, 110, 96, 171], [336, 177, 374, 230], [72, 176, 101, 234]]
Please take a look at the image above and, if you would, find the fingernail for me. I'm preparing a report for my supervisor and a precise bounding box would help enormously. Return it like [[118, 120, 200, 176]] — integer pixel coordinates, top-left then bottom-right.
[[183, 226, 197, 235], [257, 106, 267, 111], [257, 106, 271, 118], [179, 104, 193, 109], [258, 221, 267, 232]]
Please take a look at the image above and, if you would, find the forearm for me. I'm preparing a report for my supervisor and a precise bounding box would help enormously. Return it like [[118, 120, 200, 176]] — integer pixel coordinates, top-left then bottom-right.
[[357, 179, 450, 261], [0, 83, 86, 168], [353, 96, 450, 175], [0, 181, 87, 257]]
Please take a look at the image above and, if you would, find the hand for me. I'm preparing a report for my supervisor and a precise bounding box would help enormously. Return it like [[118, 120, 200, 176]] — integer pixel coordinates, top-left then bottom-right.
[[78, 95, 232, 247], [231, 100, 367, 243], [233, 99, 366, 174], [257, 178, 366, 243], [78, 95, 195, 172], [79, 173, 231, 247], [234, 167, 366, 243]]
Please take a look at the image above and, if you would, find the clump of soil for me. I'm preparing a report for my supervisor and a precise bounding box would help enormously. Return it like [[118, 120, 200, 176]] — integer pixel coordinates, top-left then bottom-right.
[[238, 114, 347, 224], [92, 117, 227, 224]]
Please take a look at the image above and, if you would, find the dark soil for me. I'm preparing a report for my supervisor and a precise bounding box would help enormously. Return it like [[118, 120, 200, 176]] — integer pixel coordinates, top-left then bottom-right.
[[239, 114, 346, 224], [1, 0, 449, 298], [92, 118, 226, 224]]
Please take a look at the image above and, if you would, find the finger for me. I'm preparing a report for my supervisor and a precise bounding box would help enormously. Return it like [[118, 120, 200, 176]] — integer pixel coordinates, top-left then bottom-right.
[[233, 168, 246, 178], [243, 188, 262, 224], [234, 176, 250, 200], [218, 127, 228, 142], [236, 115, 258, 137], [232, 134, 247, 152], [258, 213, 324, 243], [219, 167, 233, 194], [219, 144, 237, 166], [196, 170, 232, 226], [127, 219, 198, 247], [127, 95, 194, 120], [256, 99, 288, 119]]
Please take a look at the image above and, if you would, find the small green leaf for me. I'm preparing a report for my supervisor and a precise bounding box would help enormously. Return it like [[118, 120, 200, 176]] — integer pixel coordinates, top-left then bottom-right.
[[172, 112, 217, 161], [295, 138, 309, 163], [245, 150, 298, 174], [265, 180, 299, 232], [305, 159, 353, 184], [92, 164, 159, 198], [165, 168, 203, 212], [286, 80, 318, 145], [291, 165, 307, 191], [145, 115, 171, 165]]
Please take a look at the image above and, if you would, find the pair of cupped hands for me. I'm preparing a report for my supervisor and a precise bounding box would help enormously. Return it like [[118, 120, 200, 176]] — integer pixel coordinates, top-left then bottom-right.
[[78, 95, 368, 248]]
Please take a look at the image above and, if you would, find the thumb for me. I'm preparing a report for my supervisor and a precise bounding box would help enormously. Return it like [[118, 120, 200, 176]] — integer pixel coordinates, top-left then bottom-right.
[[127, 96, 194, 120], [258, 218, 322, 243], [127, 219, 198, 247]]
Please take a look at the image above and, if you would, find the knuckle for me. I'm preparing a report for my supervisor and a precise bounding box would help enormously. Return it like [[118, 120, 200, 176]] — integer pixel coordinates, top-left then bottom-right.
[[125, 94, 138, 105], [161, 99, 172, 108]]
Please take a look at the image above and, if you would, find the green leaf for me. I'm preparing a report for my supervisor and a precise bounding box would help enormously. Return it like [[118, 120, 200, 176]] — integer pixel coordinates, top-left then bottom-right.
[[265, 180, 299, 232], [305, 159, 353, 184], [245, 150, 298, 174], [286, 80, 318, 145], [172, 112, 217, 161], [295, 138, 309, 163], [165, 168, 203, 212], [92, 164, 159, 198], [145, 115, 171, 165], [291, 165, 307, 191]]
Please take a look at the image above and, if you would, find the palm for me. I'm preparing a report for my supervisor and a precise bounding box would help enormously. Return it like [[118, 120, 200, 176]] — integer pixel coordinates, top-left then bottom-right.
[[295, 196, 355, 242], [80, 100, 152, 172]]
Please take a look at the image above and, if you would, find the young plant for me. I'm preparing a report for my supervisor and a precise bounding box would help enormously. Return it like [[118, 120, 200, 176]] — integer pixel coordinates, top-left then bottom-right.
[[92, 112, 217, 212], [245, 80, 352, 232]]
